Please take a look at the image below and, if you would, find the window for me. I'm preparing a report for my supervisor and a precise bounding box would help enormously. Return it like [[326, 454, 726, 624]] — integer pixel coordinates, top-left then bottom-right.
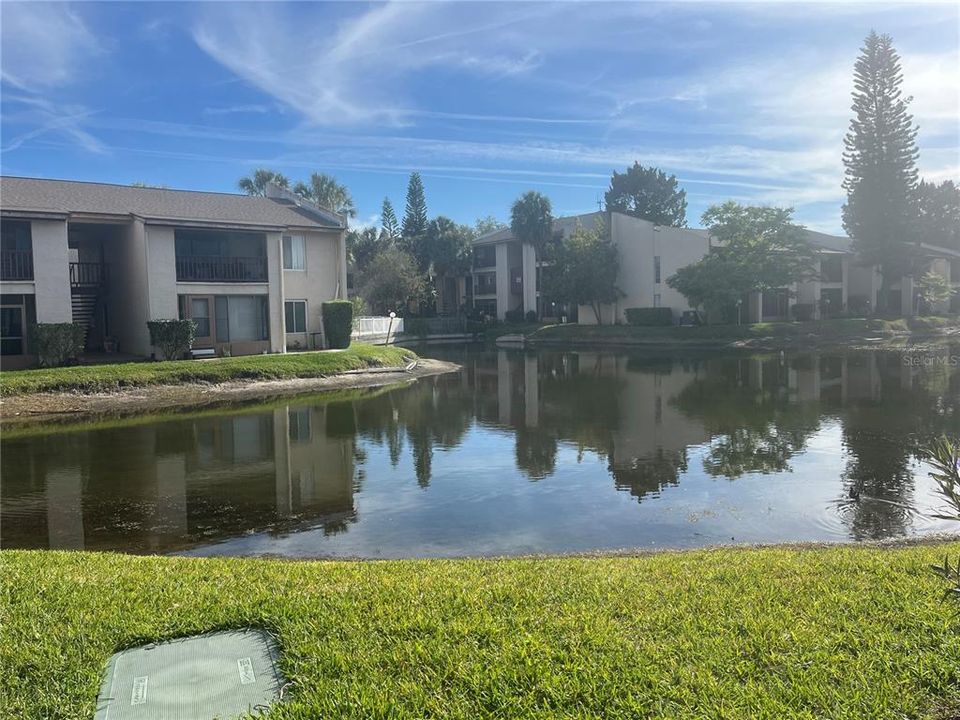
[[182, 294, 269, 343], [821, 256, 843, 283], [288, 407, 311, 443], [283, 235, 306, 270], [190, 297, 211, 338], [285, 300, 307, 333], [1, 305, 24, 355], [654, 255, 661, 284], [473, 245, 496, 269]]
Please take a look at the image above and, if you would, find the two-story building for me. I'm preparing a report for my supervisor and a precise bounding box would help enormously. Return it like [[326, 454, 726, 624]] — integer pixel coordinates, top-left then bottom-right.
[[0, 177, 348, 367], [468, 210, 959, 324]]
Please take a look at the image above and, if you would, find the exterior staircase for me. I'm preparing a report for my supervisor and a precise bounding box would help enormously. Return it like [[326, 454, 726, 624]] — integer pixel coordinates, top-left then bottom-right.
[[69, 261, 108, 350]]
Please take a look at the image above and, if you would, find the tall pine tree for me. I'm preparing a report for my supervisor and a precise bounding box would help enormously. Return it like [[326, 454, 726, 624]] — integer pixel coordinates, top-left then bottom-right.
[[381, 197, 400, 240], [842, 31, 920, 312], [402, 172, 428, 240]]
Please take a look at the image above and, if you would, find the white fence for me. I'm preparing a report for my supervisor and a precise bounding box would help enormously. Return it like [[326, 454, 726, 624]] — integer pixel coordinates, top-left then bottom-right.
[[352, 316, 404, 338]]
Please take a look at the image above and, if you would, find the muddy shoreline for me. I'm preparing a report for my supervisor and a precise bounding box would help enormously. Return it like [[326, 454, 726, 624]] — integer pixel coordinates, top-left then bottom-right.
[[0, 358, 460, 426]]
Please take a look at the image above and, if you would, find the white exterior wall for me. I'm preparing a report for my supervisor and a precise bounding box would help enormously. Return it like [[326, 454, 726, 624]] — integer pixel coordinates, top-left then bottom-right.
[[31, 219, 72, 323], [109, 218, 152, 355], [281, 229, 343, 349], [494, 242, 510, 320], [579, 213, 711, 325]]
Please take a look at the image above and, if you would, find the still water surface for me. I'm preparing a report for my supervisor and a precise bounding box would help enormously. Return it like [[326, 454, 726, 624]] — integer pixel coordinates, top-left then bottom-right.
[[2, 345, 958, 558]]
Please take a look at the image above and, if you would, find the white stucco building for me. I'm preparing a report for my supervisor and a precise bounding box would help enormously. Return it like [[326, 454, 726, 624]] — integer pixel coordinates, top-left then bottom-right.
[[469, 210, 960, 324], [0, 177, 348, 367]]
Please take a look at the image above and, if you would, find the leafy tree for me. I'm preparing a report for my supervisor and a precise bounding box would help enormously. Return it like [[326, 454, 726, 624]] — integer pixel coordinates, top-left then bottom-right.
[[238, 168, 289, 196], [380, 197, 400, 240], [510, 191, 554, 319], [917, 180, 960, 251], [358, 245, 424, 315], [604, 162, 687, 227], [667, 202, 815, 323], [346, 227, 383, 275], [842, 31, 921, 311], [402, 172, 428, 240], [293, 173, 356, 218], [542, 220, 623, 324], [475, 215, 507, 237], [424, 217, 474, 279], [916, 270, 955, 312]]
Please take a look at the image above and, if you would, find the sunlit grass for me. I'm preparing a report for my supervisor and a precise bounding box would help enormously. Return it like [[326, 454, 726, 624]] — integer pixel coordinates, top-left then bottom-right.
[[3, 543, 959, 719], [0, 344, 415, 397]]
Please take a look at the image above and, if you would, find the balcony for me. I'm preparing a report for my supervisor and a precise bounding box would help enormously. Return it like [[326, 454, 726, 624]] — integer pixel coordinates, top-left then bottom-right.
[[70, 262, 108, 288], [176, 255, 267, 283], [1, 250, 33, 281]]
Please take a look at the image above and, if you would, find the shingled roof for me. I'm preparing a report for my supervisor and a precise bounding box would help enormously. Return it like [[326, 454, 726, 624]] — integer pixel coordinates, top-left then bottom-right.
[[0, 176, 344, 230]]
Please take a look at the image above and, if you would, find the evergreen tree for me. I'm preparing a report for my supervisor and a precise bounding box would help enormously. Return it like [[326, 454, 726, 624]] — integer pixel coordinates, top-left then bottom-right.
[[842, 31, 920, 312], [916, 180, 960, 251], [402, 172, 428, 240], [381, 197, 400, 240]]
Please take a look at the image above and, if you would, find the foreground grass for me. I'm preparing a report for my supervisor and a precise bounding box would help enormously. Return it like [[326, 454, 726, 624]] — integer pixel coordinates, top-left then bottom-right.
[[3, 544, 959, 719], [0, 344, 416, 397], [528, 315, 958, 344]]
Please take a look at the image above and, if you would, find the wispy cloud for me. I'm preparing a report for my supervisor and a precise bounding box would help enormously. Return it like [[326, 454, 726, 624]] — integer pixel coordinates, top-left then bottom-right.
[[0, 2, 102, 90], [202, 104, 275, 117], [2, 95, 106, 155]]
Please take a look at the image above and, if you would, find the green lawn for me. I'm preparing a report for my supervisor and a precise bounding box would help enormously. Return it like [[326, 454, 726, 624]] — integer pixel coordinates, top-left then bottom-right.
[[3, 543, 959, 719], [0, 344, 416, 397], [526, 316, 958, 344]]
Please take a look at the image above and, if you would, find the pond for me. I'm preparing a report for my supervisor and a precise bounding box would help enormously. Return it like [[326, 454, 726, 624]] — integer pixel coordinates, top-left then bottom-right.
[[2, 344, 958, 558]]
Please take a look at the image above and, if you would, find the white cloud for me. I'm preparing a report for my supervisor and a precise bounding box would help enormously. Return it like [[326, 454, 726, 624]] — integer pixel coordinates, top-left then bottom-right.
[[0, 2, 102, 90], [191, 2, 554, 127]]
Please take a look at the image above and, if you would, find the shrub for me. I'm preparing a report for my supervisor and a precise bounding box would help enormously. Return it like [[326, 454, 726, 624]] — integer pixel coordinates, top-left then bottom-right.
[[525, 310, 538, 323], [625, 307, 673, 326], [322, 301, 353, 349], [29, 323, 86, 367], [791, 303, 815, 321], [505, 308, 525, 323], [147, 319, 196, 361]]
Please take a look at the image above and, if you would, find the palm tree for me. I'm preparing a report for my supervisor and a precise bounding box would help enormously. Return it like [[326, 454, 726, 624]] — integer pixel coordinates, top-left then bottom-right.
[[293, 173, 356, 218], [237, 169, 289, 196], [510, 191, 553, 319]]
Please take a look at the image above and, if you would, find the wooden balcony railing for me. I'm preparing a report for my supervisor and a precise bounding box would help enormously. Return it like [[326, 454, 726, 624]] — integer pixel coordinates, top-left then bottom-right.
[[0, 250, 34, 281], [175, 255, 267, 283], [70, 262, 108, 287]]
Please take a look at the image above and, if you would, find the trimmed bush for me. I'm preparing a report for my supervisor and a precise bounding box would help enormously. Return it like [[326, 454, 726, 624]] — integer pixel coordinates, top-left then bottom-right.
[[625, 307, 673, 326], [504, 308, 525, 323], [29, 323, 86, 367], [322, 301, 353, 349], [525, 310, 538, 323], [791, 303, 815, 322], [147, 319, 196, 361]]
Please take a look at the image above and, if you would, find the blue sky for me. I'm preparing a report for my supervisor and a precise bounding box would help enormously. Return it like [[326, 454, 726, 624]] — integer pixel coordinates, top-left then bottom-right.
[[1, 2, 957, 233]]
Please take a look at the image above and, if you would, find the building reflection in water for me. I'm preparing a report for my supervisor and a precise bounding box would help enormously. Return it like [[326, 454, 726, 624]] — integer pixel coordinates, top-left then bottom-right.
[[2, 344, 957, 553], [1, 403, 355, 553]]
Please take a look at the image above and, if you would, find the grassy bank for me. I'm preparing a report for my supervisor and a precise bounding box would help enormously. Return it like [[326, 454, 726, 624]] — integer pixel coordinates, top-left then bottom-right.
[[524, 316, 959, 346], [0, 343, 416, 397], [3, 543, 959, 719]]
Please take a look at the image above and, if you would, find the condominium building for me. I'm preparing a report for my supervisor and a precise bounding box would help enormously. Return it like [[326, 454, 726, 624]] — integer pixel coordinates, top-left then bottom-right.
[[0, 177, 348, 367]]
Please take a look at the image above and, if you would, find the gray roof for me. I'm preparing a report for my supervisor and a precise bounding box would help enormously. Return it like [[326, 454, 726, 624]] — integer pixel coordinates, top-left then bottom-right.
[[804, 229, 853, 253], [0, 176, 343, 229]]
